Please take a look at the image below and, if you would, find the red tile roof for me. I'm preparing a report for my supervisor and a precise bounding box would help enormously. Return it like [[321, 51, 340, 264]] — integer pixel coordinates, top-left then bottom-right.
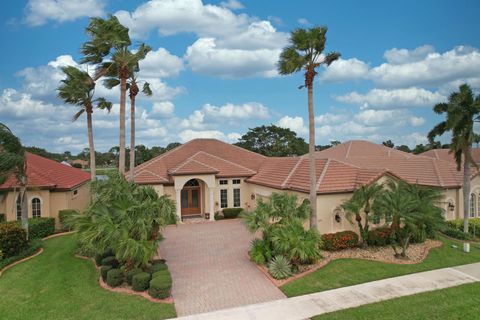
[[421, 148, 480, 163], [0, 152, 91, 190]]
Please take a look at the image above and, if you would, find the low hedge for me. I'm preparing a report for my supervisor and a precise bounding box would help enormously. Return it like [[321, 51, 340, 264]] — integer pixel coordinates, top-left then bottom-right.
[[126, 268, 143, 285], [58, 209, 78, 231], [147, 262, 167, 274], [106, 268, 124, 287], [321, 231, 359, 251], [149, 273, 172, 299], [366, 227, 394, 246], [132, 272, 151, 291], [27, 217, 55, 239], [222, 208, 243, 219], [446, 218, 480, 236], [442, 227, 472, 240], [101, 256, 119, 268], [0, 239, 42, 270], [0, 214, 5, 223], [94, 249, 114, 266], [100, 265, 113, 281], [0, 222, 28, 258]]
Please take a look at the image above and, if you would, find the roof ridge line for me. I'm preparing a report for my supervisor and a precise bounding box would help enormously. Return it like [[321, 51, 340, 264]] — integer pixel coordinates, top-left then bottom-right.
[[432, 159, 445, 187], [281, 157, 303, 188], [135, 169, 169, 181], [316, 159, 331, 191], [345, 141, 353, 158], [196, 151, 257, 174], [169, 151, 204, 173], [172, 158, 220, 174], [133, 140, 192, 172]]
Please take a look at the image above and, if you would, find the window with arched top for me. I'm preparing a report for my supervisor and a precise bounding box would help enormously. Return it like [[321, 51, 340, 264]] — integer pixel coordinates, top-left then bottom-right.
[[16, 196, 22, 221], [32, 198, 41, 218], [470, 193, 476, 218], [184, 179, 199, 187]]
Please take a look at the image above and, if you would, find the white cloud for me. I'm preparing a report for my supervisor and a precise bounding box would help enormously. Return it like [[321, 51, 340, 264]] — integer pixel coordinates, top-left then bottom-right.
[[217, 21, 288, 50], [383, 45, 436, 65], [354, 109, 426, 128], [139, 48, 184, 78], [25, 0, 105, 26], [202, 102, 269, 120], [151, 101, 175, 117], [220, 0, 244, 10], [277, 116, 308, 135], [315, 113, 347, 125], [336, 87, 445, 109], [320, 58, 370, 82], [298, 18, 310, 25], [178, 129, 240, 143], [409, 116, 426, 127]]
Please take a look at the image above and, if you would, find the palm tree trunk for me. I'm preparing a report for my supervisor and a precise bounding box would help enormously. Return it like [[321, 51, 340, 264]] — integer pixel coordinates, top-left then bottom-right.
[[463, 147, 471, 233], [129, 95, 136, 182], [119, 77, 127, 174], [86, 110, 96, 181], [308, 83, 317, 230], [20, 183, 28, 239]]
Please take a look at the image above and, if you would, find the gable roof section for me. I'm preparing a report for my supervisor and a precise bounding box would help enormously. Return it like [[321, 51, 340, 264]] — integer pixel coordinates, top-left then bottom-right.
[[0, 152, 91, 190], [421, 148, 480, 164]]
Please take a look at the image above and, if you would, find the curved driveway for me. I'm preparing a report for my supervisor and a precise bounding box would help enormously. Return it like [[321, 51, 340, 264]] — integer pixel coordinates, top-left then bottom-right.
[[159, 219, 285, 316]]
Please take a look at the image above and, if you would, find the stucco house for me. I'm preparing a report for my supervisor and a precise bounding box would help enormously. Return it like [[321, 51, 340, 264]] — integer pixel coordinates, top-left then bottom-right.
[[132, 139, 479, 234], [0, 152, 91, 226]]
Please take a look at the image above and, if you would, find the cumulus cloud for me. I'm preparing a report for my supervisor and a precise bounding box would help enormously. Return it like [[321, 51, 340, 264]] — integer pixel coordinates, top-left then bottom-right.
[[383, 45, 436, 65], [320, 58, 370, 83], [24, 0, 105, 26], [277, 116, 308, 135], [220, 0, 244, 10], [314, 113, 347, 125], [202, 102, 269, 120], [151, 101, 175, 117], [354, 109, 426, 127], [178, 129, 241, 143], [297, 18, 310, 25], [139, 48, 184, 78], [335, 87, 445, 109]]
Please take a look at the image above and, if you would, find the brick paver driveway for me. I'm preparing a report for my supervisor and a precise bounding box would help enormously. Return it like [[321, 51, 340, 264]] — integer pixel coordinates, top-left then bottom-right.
[[159, 219, 285, 316]]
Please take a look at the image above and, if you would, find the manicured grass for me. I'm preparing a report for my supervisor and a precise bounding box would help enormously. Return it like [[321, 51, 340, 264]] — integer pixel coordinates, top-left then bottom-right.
[[281, 236, 480, 297], [0, 235, 176, 320], [85, 167, 117, 175], [313, 282, 480, 319]]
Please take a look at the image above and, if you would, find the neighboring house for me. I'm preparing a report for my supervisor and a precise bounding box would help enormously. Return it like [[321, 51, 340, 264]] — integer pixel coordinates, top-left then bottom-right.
[[72, 159, 89, 169], [132, 139, 479, 234], [0, 152, 91, 226]]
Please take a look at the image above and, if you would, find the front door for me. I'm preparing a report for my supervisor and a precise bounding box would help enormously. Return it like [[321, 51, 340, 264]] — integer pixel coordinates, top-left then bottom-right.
[[181, 187, 201, 216]]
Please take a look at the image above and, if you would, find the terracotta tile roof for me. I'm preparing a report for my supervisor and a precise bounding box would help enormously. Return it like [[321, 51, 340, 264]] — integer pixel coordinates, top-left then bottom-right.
[[421, 148, 480, 163], [0, 152, 90, 190]]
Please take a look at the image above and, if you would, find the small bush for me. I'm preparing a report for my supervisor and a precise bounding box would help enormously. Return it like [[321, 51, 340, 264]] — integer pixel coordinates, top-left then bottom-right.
[[268, 255, 292, 279], [0, 214, 5, 223], [101, 256, 119, 268], [222, 208, 243, 219], [410, 227, 427, 244], [0, 240, 42, 270], [58, 209, 78, 231], [321, 231, 359, 251], [366, 227, 394, 246], [27, 217, 55, 239], [132, 272, 151, 291], [152, 269, 172, 281], [94, 249, 114, 266], [249, 238, 271, 265], [0, 222, 28, 258], [442, 227, 472, 240], [126, 268, 143, 285], [214, 213, 224, 220], [100, 265, 112, 281], [147, 262, 168, 274], [149, 274, 172, 299], [106, 268, 124, 287], [72, 163, 83, 169], [446, 218, 480, 236]]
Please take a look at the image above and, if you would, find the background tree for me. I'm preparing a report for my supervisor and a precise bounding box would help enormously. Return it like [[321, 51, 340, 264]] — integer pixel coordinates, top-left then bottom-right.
[[330, 140, 341, 146], [382, 140, 394, 148], [428, 84, 480, 233], [57, 66, 112, 180], [0, 124, 28, 232], [278, 27, 340, 229], [235, 125, 308, 156]]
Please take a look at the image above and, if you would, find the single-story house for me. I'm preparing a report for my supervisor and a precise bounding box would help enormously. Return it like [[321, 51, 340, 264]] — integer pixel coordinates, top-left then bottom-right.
[[0, 152, 91, 226], [132, 139, 479, 234]]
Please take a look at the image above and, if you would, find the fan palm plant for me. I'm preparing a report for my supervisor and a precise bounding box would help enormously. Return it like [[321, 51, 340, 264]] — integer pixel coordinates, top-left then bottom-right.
[[341, 183, 383, 246], [278, 27, 340, 229], [428, 84, 480, 233], [0, 124, 28, 232], [57, 66, 112, 180]]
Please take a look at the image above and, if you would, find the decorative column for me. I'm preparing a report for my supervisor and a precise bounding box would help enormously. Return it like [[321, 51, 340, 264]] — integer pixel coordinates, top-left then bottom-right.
[[175, 189, 182, 221], [209, 187, 215, 221]]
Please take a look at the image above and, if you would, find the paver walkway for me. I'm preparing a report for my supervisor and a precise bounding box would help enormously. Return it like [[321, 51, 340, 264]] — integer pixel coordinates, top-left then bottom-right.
[[159, 219, 285, 316], [172, 262, 480, 320]]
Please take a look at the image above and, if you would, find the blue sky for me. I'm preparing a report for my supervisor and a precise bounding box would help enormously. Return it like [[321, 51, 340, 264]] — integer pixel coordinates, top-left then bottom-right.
[[1, 0, 479, 153]]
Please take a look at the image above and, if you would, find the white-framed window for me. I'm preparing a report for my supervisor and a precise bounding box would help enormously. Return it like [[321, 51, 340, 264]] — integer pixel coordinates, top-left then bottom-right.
[[233, 188, 241, 207], [220, 189, 228, 208], [16, 196, 22, 221], [219, 180, 228, 185], [32, 198, 41, 218], [232, 179, 241, 184], [470, 193, 476, 218]]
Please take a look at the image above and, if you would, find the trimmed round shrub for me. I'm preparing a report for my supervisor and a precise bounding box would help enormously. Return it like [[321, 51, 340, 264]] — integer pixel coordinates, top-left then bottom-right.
[[100, 265, 113, 281], [132, 272, 151, 291], [152, 269, 172, 281], [126, 268, 143, 285], [148, 275, 172, 299], [222, 208, 243, 219], [321, 231, 359, 251], [94, 249, 114, 266], [27, 217, 55, 239], [148, 262, 167, 274], [0, 222, 28, 258], [106, 268, 124, 287], [101, 256, 119, 268], [268, 255, 292, 280], [366, 227, 393, 247]]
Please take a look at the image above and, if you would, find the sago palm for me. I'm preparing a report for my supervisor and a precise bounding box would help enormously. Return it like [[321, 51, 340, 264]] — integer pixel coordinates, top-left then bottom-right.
[[0, 124, 28, 232], [428, 84, 480, 233], [57, 66, 112, 180], [278, 27, 340, 229]]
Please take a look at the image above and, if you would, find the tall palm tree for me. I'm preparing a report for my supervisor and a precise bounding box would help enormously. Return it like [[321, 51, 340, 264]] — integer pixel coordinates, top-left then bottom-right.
[[81, 15, 131, 174], [57, 66, 112, 180], [0, 124, 28, 232], [428, 84, 480, 233], [278, 27, 340, 229]]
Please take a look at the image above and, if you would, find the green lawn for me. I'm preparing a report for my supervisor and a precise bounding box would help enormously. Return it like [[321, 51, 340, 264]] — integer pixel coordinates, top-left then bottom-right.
[[282, 236, 480, 297], [85, 167, 117, 175], [313, 282, 480, 319], [0, 235, 176, 320]]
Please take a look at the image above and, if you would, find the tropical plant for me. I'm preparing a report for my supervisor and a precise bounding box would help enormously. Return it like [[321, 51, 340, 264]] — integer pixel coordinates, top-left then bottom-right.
[[0, 124, 28, 233], [69, 172, 176, 268], [373, 181, 445, 258], [278, 27, 340, 230], [57, 66, 112, 180], [268, 255, 293, 280], [428, 84, 480, 233], [340, 183, 383, 246]]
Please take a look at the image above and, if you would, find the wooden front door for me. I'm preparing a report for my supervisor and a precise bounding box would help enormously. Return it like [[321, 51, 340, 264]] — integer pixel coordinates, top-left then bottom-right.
[[181, 186, 201, 216]]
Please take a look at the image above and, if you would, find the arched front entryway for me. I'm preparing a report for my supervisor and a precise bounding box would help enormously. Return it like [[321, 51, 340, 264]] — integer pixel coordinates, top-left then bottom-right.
[[181, 179, 202, 217]]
